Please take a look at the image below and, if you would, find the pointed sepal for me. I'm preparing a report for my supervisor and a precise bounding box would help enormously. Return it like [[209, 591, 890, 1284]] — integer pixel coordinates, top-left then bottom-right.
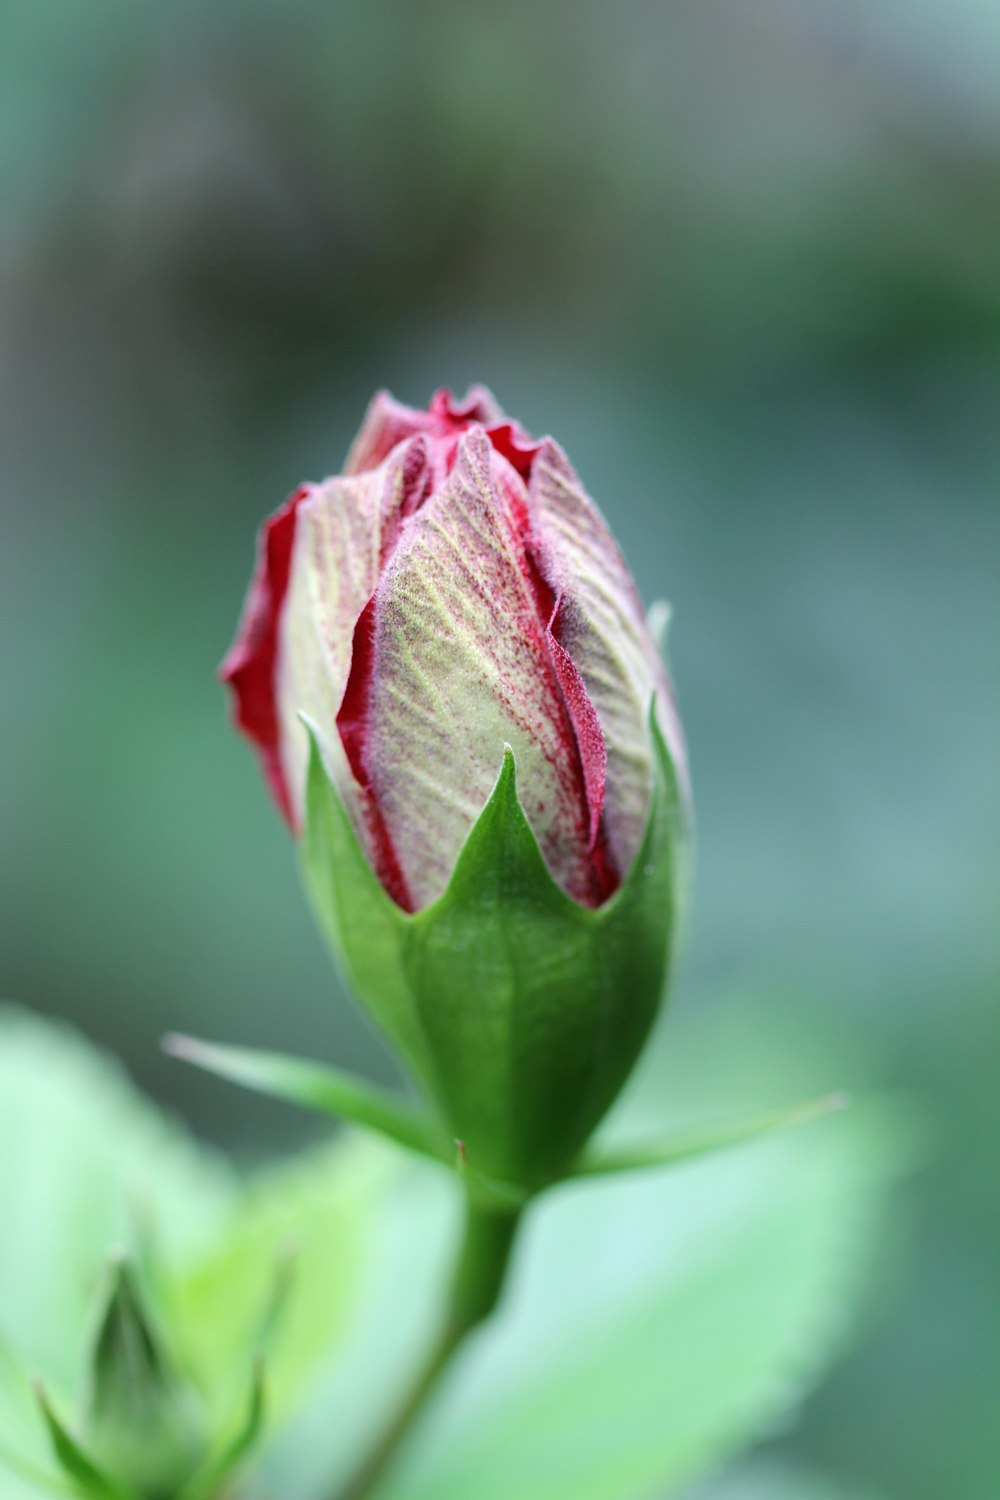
[[0, 1432, 77, 1499], [300, 708, 687, 1188], [300, 718, 436, 1090], [164, 1034, 450, 1163], [572, 1093, 850, 1177], [34, 1381, 133, 1500], [179, 1359, 266, 1500]]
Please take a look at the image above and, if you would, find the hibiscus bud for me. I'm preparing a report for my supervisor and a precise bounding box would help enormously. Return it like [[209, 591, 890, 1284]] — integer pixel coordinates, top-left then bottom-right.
[[222, 388, 690, 1185], [34, 1256, 267, 1500], [82, 1258, 206, 1497]]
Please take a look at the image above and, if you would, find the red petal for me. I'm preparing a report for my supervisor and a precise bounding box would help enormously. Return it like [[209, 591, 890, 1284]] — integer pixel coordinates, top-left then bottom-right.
[[346, 386, 519, 478], [219, 486, 310, 826], [486, 422, 542, 481], [336, 593, 413, 911], [429, 385, 505, 426]]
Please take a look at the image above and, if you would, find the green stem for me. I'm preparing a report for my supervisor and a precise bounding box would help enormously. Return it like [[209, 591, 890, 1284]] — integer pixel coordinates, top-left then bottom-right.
[[336, 1192, 524, 1500]]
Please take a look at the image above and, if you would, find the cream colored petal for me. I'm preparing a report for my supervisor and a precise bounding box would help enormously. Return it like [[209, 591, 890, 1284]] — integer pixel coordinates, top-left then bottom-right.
[[365, 429, 599, 909], [277, 440, 429, 830]]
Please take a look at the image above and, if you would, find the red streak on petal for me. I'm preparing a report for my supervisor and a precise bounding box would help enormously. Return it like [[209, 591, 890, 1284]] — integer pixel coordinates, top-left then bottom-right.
[[547, 620, 607, 854], [497, 455, 614, 904], [336, 594, 378, 795], [334, 439, 435, 909], [547, 596, 616, 902], [219, 486, 310, 827], [337, 594, 414, 912]]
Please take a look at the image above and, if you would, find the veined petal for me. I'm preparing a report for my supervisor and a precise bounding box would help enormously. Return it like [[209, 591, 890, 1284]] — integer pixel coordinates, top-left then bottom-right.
[[276, 437, 431, 844], [527, 440, 689, 879], [355, 428, 607, 909], [225, 387, 687, 915]]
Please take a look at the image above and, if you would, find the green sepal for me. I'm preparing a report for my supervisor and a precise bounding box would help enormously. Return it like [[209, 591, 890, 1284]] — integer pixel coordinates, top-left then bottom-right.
[[571, 1092, 849, 1177], [34, 1382, 135, 1500], [178, 1359, 265, 1500], [0, 1337, 74, 1497], [164, 1034, 451, 1164], [0, 1434, 77, 1499], [299, 715, 435, 1095], [301, 705, 686, 1188]]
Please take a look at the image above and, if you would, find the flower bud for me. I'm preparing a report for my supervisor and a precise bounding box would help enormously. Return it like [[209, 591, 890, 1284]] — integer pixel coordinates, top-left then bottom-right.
[[82, 1259, 206, 1498], [223, 389, 690, 1185], [32, 1256, 266, 1500]]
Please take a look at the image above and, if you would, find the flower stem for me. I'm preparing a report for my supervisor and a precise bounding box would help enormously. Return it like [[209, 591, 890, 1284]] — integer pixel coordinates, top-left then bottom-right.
[[336, 1192, 524, 1500]]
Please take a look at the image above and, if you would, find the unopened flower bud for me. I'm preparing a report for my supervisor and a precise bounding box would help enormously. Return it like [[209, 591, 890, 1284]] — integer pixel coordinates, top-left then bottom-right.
[[223, 389, 690, 1185], [82, 1258, 206, 1498]]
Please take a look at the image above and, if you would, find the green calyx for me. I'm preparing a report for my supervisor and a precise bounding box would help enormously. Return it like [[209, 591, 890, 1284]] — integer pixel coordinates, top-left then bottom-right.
[[300, 706, 688, 1189], [171, 712, 843, 1198]]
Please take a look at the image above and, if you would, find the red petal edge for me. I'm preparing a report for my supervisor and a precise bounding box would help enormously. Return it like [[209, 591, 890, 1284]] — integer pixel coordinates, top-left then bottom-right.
[[547, 604, 616, 903], [219, 486, 310, 828], [336, 594, 414, 912], [501, 452, 615, 904]]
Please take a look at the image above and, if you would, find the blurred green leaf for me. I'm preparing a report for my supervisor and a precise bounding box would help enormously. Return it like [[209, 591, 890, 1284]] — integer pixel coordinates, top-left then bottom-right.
[[168, 1136, 398, 1429], [0, 1007, 399, 1497], [258, 999, 908, 1500], [0, 1007, 234, 1498], [0, 1007, 234, 1384], [0, 995, 910, 1500], [368, 1105, 900, 1500], [691, 1456, 892, 1500]]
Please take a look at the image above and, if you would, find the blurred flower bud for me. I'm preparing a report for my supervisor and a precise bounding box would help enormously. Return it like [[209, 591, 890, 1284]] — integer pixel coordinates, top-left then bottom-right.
[[223, 389, 690, 1184], [31, 1255, 266, 1500], [82, 1258, 206, 1498]]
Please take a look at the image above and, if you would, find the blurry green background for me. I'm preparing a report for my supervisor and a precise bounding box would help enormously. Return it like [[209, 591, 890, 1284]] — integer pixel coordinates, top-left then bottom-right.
[[1, 2, 997, 1497]]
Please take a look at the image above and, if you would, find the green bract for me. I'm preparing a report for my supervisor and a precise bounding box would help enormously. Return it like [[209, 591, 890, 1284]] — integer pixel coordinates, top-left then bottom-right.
[[301, 708, 687, 1189]]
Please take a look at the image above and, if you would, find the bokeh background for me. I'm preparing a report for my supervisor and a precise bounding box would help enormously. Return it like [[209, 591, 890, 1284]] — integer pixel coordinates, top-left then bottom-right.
[[2, 3, 998, 1497]]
